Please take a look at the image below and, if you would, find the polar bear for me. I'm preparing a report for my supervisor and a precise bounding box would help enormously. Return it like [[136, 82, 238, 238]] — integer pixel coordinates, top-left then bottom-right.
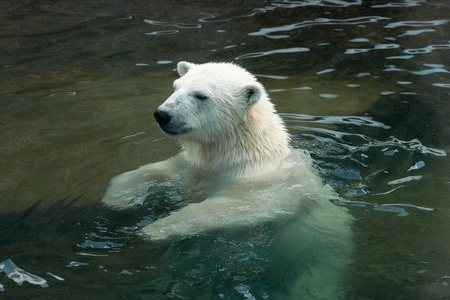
[[102, 61, 296, 238], [102, 61, 353, 297]]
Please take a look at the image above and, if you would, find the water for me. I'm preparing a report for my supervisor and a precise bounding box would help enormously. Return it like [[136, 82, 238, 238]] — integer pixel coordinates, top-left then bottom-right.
[[1, 0, 449, 298]]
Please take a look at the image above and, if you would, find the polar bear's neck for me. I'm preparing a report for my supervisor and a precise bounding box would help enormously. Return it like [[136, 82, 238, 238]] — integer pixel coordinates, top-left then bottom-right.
[[181, 101, 291, 178]]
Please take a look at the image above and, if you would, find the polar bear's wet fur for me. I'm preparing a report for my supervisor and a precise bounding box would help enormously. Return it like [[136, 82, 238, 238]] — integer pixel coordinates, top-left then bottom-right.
[[102, 61, 353, 298], [154, 61, 290, 177]]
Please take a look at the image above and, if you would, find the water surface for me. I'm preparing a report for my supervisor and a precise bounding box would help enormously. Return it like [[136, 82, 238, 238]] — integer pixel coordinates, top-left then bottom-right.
[[1, 0, 449, 299]]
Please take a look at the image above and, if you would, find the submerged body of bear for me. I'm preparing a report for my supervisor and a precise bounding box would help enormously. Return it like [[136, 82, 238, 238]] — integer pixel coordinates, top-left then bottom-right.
[[102, 61, 353, 298]]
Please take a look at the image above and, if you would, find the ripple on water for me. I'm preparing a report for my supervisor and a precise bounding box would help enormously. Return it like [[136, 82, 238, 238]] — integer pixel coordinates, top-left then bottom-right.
[[285, 113, 447, 156], [145, 30, 179, 36], [345, 49, 372, 54], [349, 38, 370, 42], [0, 259, 49, 289], [372, 2, 423, 8], [282, 114, 391, 129], [345, 43, 401, 55], [384, 19, 449, 28], [235, 47, 310, 60], [398, 29, 436, 37], [248, 16, 391, 39], [404, 42, 450, 54], [385, 55, 414, 60], [410, 64, 450, 75], [319, 93, 339, 99], [316, 69, 336, 75], [272, 0, 363, 8], [432, 83, 450, 88], [76, 239, 126, 249], [143, 19, 201, 29]]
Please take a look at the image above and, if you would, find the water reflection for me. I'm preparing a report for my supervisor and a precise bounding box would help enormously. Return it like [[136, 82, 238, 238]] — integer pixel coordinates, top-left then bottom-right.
[[145, 30, 179, 36], [272, 0, 363, 8], [384, 19, 449, 28], [143, 19, 202, 29], [0, 259, 49, 289], [235, 47, 310, 59], [249, 16, 391, 39]]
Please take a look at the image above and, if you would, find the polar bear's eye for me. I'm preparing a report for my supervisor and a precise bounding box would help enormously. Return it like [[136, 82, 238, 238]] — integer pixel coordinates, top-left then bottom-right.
[[194, 93, 208, 101]]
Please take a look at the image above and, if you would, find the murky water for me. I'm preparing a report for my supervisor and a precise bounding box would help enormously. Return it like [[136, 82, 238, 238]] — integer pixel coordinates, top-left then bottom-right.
[[1, 0, 449, 299]]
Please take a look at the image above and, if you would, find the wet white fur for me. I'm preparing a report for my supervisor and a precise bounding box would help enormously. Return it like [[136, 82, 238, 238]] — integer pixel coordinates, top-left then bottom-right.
[[102, 61, 348, 238], [102, 62, 353, 297], [159, 61, 291, 177]]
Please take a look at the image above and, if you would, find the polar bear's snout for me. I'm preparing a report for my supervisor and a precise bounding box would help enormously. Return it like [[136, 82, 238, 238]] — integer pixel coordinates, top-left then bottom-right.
[[154, 108, 171, 127], [154, 107, 192, 137]]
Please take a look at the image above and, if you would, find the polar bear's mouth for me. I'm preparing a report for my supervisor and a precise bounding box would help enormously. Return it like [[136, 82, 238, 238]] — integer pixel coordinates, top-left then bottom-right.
[[160, 127, 192, 136]]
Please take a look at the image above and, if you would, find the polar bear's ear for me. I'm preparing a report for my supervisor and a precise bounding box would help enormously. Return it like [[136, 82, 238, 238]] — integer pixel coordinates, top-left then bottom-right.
[[244, 85, 262, 106], [177, 61, 195, 77]]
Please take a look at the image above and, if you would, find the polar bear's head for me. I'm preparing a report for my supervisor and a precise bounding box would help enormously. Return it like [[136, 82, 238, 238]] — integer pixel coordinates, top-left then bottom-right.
[[154, 61, 268, 143], [154, 61, 290, 175]]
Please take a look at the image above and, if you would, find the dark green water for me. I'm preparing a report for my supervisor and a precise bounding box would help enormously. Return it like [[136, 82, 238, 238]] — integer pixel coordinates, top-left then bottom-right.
[[1, 0, 449, 299]]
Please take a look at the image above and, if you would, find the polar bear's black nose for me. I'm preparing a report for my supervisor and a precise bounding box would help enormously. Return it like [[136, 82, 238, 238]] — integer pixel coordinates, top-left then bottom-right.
[[154, 109, 171, 126]]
